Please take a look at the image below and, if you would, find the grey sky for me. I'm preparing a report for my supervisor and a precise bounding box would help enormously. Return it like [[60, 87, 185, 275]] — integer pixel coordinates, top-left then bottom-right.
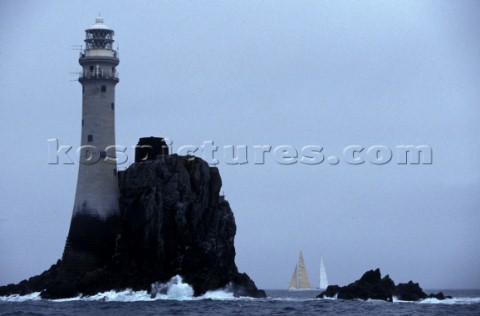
[[0, 0, 479, 290]]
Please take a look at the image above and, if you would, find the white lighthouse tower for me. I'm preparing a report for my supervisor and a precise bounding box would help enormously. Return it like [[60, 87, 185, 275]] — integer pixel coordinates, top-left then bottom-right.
[[74, 16, 120, 218], [63, 17, 121, 268]]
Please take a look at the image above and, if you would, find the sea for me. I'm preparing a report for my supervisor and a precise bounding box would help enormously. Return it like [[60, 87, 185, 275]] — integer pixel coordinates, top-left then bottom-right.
[[1, 277, 479, 316]]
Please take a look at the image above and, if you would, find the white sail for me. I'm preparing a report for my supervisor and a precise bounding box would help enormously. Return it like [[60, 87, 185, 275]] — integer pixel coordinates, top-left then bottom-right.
[[319, 257, 329, 290], [288, 251, 312, 289]]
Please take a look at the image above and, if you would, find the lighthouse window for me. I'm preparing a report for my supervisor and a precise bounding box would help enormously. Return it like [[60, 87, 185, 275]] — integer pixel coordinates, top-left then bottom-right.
[[82, 119, 84, 126], [101, 85, 106, 92], [90, 66, 94, 71], [113, 168, 117, 176], [88, 135, 93, 142], [100, 151, 106, 159], [111, 103, 114, 110]]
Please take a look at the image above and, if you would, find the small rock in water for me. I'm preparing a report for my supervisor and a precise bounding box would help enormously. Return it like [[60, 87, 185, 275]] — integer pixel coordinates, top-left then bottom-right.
[[316, 268, 447, 302]]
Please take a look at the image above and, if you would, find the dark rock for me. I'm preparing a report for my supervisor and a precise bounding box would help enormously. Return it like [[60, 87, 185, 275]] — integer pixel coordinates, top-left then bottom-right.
[[359, 268, 382, 284], [337, 269, 395, 302], [427, 292, 452, 300], [316, 268, 436, 302], [229, 273, 267, 298], [394, 281, 427, 301], [0, 153, 265, 299], [338, 283, 369, 300], [134, 136, 169, 162], [316, 285, 341, 298]]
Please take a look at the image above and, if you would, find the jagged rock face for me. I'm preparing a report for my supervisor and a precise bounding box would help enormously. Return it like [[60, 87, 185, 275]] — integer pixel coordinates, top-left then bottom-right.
[[393, 281, 427, 301], [114, 154, 244, 295], [333, 269, 396, 301], [0, 154, 265, 299], [316, 268, 450, 302]]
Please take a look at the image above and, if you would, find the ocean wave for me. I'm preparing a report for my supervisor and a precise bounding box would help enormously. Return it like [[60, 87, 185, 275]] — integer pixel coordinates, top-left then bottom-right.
[[0, 275, 243, 302], [418, 297, 480, 305], [2, 284, 480, 305], [313, 295, 480, 305], [0, 292, 42, 302], [390, 296, 480, 305]]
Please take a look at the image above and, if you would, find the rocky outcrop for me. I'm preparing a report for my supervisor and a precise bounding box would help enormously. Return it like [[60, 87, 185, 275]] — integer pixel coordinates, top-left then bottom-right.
[[112, 154, 264, 297], [393, 280, 427, 301], [316, 268, 451, 302], [0, 153, 265, 299]]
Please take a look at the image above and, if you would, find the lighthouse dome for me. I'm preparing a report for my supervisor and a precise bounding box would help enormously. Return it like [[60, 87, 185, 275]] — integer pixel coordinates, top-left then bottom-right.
[[88, 16, 112, 31]]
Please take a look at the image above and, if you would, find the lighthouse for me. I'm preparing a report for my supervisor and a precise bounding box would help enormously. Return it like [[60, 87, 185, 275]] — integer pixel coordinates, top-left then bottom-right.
[[63, 17, 121, 269]]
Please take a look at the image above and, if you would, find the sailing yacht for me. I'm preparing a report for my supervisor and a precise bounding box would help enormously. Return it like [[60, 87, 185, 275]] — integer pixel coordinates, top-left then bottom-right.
[[319, 256, 329, 290], [288, 251, 312, 290]]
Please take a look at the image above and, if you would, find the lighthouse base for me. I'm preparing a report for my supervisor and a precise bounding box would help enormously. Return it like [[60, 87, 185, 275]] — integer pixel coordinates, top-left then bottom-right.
[[62, 213, 121, 272]]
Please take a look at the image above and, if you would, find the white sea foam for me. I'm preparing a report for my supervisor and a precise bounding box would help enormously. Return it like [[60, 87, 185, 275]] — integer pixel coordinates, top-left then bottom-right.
[[200, 288, 236, 300], [84, 275, 239, 302], [4, 284, 478, 304], [0, 275, 242, 302], [319, 294, 338, 300], [0, 292, 42, 302], [391, 296, 480, 305], [316, 295, 480, 305], [150, 275, 195, 300], [83, 289, 152, 302], [419, 297, 480, 305]]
